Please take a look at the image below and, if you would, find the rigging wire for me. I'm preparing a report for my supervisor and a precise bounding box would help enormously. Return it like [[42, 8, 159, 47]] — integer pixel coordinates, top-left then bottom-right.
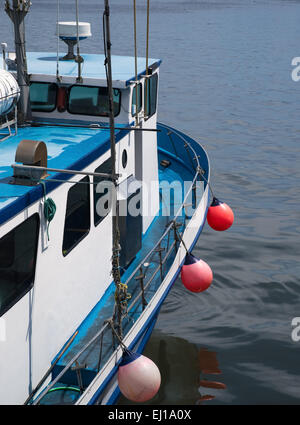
[[56, 0, 61, 81], [145, 0, 150, 117], [75, 0, 83, 82], [133, 0, 138, 125]]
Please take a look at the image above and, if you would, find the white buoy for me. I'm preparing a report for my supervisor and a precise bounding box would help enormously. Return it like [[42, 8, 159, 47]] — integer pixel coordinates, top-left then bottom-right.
[[0, 69, 20, 116], [118, 350, 161, 402]]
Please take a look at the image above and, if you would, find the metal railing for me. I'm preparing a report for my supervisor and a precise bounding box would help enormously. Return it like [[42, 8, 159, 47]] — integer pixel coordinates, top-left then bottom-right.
[[30, 123, 208, 405]]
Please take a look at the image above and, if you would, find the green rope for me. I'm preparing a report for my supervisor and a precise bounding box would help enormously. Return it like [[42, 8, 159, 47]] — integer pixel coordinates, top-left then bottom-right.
[[47, 386, 80, 394], [40, 181, 56, 241]]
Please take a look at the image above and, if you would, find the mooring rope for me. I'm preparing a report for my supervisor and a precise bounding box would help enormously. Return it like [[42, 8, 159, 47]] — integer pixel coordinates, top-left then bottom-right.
[[107, 318, 129, 352], [103, 2, 124, 338]]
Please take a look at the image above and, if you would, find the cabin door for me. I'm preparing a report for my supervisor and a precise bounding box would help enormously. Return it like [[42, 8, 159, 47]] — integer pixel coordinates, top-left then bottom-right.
[[118, 176, 142, 269]]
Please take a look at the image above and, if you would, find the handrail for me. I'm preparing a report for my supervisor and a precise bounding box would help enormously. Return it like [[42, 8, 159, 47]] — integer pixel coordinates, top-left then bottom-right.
[[30, 124, 207, 405], [32, 322, 110, 405], [122, 124, 203, 287]]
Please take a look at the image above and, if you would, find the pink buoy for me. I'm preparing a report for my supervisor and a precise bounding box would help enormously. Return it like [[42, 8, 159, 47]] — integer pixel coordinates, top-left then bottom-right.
[[118, 350, 161, 402], [180, 253, 213, 293], [207, 197, 234, 231]]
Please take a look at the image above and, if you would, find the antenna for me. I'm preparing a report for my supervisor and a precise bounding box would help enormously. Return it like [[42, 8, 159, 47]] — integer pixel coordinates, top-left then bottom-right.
[[56, 22, 91, 61]]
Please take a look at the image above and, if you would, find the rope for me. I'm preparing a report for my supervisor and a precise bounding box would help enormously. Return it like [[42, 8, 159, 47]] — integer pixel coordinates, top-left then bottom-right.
[[75, 0, 83, 82], [40, 181, 56, 241], [47, 386, 80, 394], [173, 221, 189, 254], [196, 165, 215, 199], [56, 0, 61, 81], [114, 283, 131, 316], [133, 0, 138, 125], [103, 2, 124, 338], [146, 0, 150, 74], [106, 318, 128, 352], [144, 0, 150, 117]]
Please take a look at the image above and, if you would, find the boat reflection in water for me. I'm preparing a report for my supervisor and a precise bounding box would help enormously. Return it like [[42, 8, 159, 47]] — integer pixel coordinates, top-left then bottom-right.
[[117, 331, 226, 405], [197, 348, 226, 404]]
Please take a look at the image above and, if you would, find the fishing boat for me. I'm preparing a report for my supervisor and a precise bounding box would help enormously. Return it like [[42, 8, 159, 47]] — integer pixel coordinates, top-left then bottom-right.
[[0, 0, 232, 405]]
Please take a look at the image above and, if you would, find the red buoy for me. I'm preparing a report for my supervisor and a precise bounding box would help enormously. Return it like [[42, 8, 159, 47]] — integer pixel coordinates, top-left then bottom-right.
[[118, 350, 161, 402], [180, 253, 213, 293], [207, 197, 234, 231]]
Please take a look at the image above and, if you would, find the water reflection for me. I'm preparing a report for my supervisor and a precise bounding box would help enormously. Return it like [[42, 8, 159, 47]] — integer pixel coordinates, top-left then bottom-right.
[[197, 348, 226, 404], [118, 330, 225, 405]]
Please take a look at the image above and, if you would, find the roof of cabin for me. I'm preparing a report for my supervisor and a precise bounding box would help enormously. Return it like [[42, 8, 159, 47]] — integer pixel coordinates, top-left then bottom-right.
[[0, 124, 128, 225], [18, 52, 161, 88]]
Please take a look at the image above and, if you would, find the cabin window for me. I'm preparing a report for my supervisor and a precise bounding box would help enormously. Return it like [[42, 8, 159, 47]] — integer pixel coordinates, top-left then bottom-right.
[[144, 73, 158, 119], [68, 85, 121, 117], [29, 82, 57, 112], [62, 177, 90, 256], [0, 214, 40, 317], [131, 83, 142, 116], [93, 157, 113, 226]]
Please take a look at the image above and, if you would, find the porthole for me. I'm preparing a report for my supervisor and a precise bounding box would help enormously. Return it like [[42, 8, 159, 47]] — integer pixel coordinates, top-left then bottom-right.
[[122, 149, 128, 169]]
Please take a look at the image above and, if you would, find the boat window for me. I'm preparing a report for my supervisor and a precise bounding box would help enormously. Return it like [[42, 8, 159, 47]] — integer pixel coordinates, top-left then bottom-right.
[[0, 214, 40, 317], [68, 85, 121, 117], [62, 176, 90, 256], [30, 82, 57, 112], [93, 157, 113, 226], [144, 73, 158, 119], [131, 83, 142, 116]]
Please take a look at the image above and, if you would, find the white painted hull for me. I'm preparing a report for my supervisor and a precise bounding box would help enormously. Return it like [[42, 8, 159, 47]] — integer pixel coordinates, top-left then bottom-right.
[[75, 183, 209, 405]]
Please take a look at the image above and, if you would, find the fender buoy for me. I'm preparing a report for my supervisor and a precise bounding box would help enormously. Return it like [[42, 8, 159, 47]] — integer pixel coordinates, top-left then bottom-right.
[[180, 253, 213, 293], [207, 197, 234, 231], [118, 350, 161, 402]]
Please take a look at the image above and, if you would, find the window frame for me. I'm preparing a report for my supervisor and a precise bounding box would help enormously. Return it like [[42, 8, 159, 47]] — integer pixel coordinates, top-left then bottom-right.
[[0, 213, 40, 318], [144, 73, 158, 120], [131, 83, 142, 117], [67, 84, 122, 117], [29, 82, 58, 113], [62, 176, 91, 257], [93, 157, 113, 227]]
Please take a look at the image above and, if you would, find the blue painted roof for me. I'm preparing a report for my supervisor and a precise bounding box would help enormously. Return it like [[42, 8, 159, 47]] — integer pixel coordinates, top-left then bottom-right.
[[25, 52, 161, 87], [0, 125, 127, 225]]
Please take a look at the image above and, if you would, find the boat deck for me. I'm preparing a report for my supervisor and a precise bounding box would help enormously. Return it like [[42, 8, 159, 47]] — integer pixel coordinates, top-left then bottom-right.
[[29, 123, 209, 405], [49, 154, 190, 386]]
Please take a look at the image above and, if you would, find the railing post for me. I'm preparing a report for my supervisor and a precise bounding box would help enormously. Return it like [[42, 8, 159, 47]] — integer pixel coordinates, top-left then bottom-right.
[[135, 266, 148, 310], [71, 361, 86, 394], [172, 220, 181, 252], [154, 243, 165, 282], [167, 130, 178, 158], [96, 332, 104, 372]]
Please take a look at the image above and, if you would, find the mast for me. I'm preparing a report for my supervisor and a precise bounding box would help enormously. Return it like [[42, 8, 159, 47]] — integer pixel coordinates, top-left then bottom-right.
[[5, 0, 31, 124], [103, 0, 122, 336]]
